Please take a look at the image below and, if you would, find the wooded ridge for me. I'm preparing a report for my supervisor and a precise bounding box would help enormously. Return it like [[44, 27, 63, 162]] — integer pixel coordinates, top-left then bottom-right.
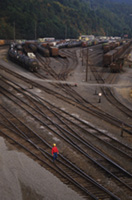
[[0, 0, 132, 39]]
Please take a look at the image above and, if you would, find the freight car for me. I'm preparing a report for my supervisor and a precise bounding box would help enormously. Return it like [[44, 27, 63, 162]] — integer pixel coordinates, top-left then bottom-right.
[[0, 40, 13, 46], [49, 47, 59, 57], [22, 42, 38, 54], [81, 41, 88, 47], [37, 44, 59, 57], [81, 40, 93, 47], [37, 45, 50, 57], [102, 41, 120, 53], [0, 40, 6, 46], [56, 42, 68, 49], [110, 59, 124, 73], [8, 47, 39, 72], [67, 40, 82, 48], [103, 49, 117, 67], [103, 40, 132, 69]]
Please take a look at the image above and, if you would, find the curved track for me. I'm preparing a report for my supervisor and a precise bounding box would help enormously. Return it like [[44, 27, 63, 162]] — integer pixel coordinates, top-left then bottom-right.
[[0, 76, 132, 199], [0, 45, 132, 199]]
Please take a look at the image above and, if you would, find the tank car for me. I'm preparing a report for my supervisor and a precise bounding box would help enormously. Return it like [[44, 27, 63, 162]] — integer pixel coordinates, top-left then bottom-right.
[[67, 41, 82, 48], [8, 48, 39, 72]]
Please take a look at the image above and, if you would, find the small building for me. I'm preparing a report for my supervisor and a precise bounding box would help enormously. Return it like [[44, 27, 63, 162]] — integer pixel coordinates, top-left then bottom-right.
[[79, 35, 95, 41], [38, 38, 55, 42]]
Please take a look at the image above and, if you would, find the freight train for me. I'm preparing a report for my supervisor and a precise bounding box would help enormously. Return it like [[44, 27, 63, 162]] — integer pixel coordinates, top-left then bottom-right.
[[37, 44, 59, 57], [22, 41, 59, 57], [0, 40, 12, 46], [102, 41, 120, 53], [8, 44, 40, 72], [103, 40, 132, 72]]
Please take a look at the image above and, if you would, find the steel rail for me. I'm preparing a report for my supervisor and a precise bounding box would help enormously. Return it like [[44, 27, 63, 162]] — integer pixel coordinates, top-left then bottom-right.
[[0, 115, 98, 199], [26, 96, 132, 177], [45, 105, 132, 158], [103, 87, 132, 118], [0, 109, 117, 200], [1, 75, 130, 161], [89, 56, 132, 118], [0, 109, 121, 200], [0, 129, 98, 200], [0, 86, 132, 191], [0, 74, 132, 135], [1, 74, 132, 135], [1, 77, 132, 155], [16, 80, 132, 152]]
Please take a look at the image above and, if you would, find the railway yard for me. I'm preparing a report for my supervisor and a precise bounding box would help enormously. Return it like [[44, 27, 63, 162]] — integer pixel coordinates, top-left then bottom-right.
[[0, 40, 132, 200]]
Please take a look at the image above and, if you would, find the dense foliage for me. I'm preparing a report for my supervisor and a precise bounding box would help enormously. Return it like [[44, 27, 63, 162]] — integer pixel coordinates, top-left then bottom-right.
[[0, 0, 132, 39]]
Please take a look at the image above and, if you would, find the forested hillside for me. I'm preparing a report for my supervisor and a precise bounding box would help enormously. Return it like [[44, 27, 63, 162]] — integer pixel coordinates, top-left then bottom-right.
[[0, 0, 132, 40]]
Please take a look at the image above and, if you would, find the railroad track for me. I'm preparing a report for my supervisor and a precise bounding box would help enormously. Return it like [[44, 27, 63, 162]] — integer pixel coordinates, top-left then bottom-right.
[[36, 52, 88, 102], [105, 73, 118, 84], [0, 45, 131, 199], [36, 54, 59, 80], [87, 48, 132, 120], [36, 47, 132, 130], [1, 46, 132, 131], [0, 77, 132, 199], [55, 56, 75, 80], [1, 76, 132, 156], [103, 87, 132, 118], [0, 76, 131, 160], [0, 64, 132, 136]]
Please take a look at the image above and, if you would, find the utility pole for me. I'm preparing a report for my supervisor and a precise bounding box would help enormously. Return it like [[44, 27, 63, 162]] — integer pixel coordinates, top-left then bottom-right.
[[86, 47, 89, 82], [82, 49, 84, 66], [35, 21, 37, 40], [65, 24, 67, 39], [13, 22, 16, 42], [130, 14, 132, 38]]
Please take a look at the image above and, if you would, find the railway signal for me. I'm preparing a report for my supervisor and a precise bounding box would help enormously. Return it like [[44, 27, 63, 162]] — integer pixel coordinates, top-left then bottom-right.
[[98, 92, 102, 103]]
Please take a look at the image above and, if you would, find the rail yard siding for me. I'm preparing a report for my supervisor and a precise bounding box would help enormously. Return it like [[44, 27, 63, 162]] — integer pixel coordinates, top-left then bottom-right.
[[103, 40, 132, 71]]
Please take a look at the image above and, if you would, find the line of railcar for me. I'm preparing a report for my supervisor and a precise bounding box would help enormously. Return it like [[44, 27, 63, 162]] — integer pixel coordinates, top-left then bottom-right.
[[102, 41, 121, 53], [5, 38, 131, 73], [0, 40, 13, 46], [23, 41, 59, 57], [103, 40, 132, 72], [8, 44, 40, 72]]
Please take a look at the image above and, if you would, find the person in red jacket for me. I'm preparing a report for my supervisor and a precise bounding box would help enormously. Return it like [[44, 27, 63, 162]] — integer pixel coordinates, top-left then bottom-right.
[[52, 143, 59, 162]]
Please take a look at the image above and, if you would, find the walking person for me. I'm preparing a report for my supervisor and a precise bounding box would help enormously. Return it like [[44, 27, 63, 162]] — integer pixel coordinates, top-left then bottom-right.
[[52, 143, 59, 162]]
